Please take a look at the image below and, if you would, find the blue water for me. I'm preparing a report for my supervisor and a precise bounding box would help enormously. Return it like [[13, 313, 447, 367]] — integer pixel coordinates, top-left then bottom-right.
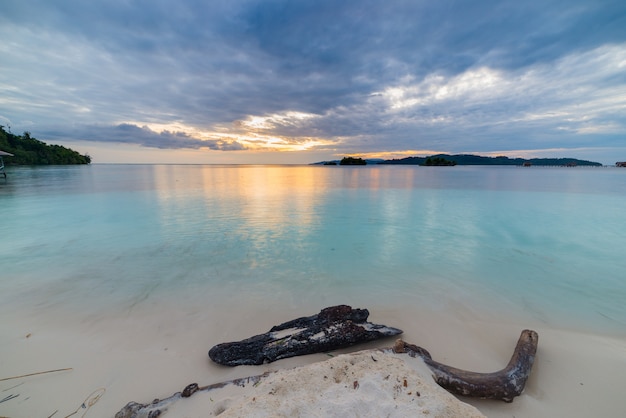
[[1, 164, 625, 335]]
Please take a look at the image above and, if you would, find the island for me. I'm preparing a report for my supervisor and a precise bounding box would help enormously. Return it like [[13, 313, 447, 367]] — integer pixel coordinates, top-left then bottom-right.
[[313, 154, 602, 166], [339, 157, 367, 165], [0, 126, 91, 165], [378, 154, 602, 166]]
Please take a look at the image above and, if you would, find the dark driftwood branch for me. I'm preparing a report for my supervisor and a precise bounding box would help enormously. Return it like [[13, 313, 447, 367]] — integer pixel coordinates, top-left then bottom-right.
[[116, 330, 538, 417], [117, 306, 537, 417], [209, 305, 403, 366], [393, 329, 538, 402]]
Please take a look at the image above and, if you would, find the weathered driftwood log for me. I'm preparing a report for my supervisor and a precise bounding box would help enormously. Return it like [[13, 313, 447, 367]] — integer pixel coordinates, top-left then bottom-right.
[[115, 374, 269, 418], [209, 305, 403, 366], [393, 329, 538, 402], [116, 329, 538, 416]]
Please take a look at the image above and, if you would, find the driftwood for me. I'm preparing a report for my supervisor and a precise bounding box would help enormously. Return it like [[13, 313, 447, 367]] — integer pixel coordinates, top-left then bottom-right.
[[209, 306, 537, 401], [209, 305, 403, 366], [116, 329, 538, 417], [115, 375, 269, 418], [117, 307, 537, 416], [393, 329, 538, 402]]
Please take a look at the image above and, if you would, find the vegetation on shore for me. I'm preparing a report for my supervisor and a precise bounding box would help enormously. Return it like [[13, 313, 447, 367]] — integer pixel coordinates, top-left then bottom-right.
[[315, 154, 602, 166], [339, 157, 367, 165], [378, 154, 602, 166], [423, 156, 457, 166], [0, 126, 91, 165]]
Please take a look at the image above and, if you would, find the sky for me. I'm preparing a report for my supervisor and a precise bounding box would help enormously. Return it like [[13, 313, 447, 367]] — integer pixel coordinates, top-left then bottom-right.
[[1, 0, 625, 164]]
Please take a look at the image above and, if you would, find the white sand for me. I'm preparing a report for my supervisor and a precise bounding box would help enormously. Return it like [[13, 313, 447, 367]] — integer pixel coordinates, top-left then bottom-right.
[[1, 301, 626, 417]]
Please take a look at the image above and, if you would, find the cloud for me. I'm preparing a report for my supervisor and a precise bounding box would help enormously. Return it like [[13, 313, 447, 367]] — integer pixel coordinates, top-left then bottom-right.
[[358, 43, 626, 148], [50, 123, 247, 151], [0, 0, 625, 162]]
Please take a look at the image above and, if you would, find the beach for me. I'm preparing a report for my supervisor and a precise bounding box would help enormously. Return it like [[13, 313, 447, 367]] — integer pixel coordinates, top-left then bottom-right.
[[2, 299, 626, 417], [2, 165, 626, 417], [3, 0, 626, 411]]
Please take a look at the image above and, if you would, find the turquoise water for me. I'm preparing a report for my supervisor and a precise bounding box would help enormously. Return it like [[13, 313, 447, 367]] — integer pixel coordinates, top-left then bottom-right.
[[1, 164, 625, 335]]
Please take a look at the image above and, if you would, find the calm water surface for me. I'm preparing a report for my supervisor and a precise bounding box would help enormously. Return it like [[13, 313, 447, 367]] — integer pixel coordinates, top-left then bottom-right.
[[1, 164, 625, 335]]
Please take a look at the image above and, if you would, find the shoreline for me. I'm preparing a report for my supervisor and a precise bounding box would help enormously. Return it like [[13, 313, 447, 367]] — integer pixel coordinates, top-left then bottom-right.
[[1, 300, 626, 417]]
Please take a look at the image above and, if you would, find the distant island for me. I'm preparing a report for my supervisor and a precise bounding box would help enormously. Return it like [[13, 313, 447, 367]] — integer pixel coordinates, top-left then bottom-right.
[[0, 126, 91, 165], [379, 154, 601, 166], [339, 157, 367, 165], [314, 154, 602, 167]]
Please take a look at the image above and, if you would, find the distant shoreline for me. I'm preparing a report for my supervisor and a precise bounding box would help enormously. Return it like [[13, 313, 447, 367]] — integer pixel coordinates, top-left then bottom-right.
[[313, 154, 603, 167]]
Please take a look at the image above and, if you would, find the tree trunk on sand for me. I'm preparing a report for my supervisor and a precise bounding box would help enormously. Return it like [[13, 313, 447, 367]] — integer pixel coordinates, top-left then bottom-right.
[[209, 305, 403, 366], [116, 330, 538, 417], [393, 329, 538, 402]]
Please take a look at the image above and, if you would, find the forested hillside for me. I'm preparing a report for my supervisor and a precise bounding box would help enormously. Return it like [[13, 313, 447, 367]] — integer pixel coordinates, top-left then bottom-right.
[[0, 126, 91, 165]]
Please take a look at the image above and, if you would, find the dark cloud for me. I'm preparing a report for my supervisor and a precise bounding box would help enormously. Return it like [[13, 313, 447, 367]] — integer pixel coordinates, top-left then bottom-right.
[[46, 123, 246, 151]]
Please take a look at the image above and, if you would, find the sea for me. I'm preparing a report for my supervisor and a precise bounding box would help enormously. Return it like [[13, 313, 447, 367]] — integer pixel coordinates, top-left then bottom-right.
[[1, 164, 625, 336]]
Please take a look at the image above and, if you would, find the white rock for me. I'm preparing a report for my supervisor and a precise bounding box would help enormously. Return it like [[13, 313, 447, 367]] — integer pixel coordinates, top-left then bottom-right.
[[216, 350, 486, 418]]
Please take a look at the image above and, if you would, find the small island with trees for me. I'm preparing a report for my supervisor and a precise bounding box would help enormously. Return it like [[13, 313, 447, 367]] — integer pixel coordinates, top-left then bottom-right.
[[339, 157, 367, 165], [0, 126, 91, 165]]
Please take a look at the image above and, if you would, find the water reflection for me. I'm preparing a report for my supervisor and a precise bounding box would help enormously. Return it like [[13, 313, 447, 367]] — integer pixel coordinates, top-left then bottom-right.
[[2, 164, 625, 334], [151, 165, 326, 237]]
